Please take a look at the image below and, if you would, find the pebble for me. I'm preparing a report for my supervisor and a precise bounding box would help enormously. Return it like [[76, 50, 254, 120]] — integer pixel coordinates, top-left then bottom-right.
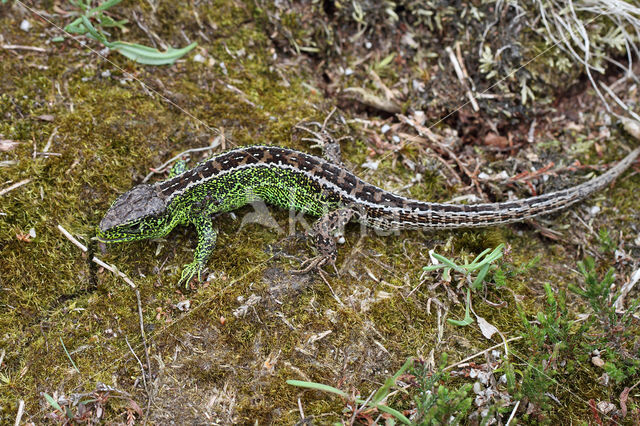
[[597, 401, 616, 414], [176, 300, 191, 311], [361, 160, 379, 170], [20, 19, 31, 32], [591, 356, 605, 367]]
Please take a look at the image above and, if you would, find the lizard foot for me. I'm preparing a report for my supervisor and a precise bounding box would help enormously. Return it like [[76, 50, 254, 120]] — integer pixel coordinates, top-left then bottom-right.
[[290, 208, 354, 275], [290, 254, 338, 275], [177, 261, 205, 287]]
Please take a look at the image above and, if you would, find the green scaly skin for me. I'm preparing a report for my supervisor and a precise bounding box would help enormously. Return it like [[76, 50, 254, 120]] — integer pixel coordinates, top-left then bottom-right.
[[97, 149, 343, 285], [97, 137, 640, 286]]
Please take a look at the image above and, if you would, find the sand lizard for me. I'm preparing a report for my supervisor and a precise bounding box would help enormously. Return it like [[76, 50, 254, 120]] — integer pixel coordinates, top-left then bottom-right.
[[97, 133, 639, 285]]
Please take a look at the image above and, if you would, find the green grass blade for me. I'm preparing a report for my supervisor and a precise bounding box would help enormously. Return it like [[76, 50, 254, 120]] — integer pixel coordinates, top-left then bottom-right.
[[80, 15, 110, 45], [43, 393, 62, 411], [471, 263, 490, 290], [91, 0, 123, 13], [469, 247, 492, 267], [110, 41, 197, 65], [422, 264, 445, 272], [431, 253, 465, 273], [371, 357, 413, 404], [448, 289, 473, 326], [286, 380, 349, 398], [60, 337, 80, 373], [372, 403, 411, 424]]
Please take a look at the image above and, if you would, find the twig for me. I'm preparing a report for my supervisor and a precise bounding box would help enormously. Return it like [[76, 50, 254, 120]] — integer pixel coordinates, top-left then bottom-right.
[[443, 336, 523, 371], [43, 127, 58, 153], [125, 336, 148, 393], [505, 400, 521, 426], [14, 400, 24, 426], [508, 161, 555, 184], [599, 81, 640, 123], [132, 10, 167, 50], [317, 270, 345, 307], [397, 114, 441, 144], [368, 69, 396, 104], [350, 389, 377, 425], [446, 46, 479, 112], [2, 44, 47, 53], [398, 132, 463, 184], [221, 81, 256, 108], [57, 223, 154, 416], [527, 119, 537, 143], [614, 266, 640, 312], [297, 397, 305, 420], [56, 224, 136, 288], [399, 115, 485, 196], [135, 288, 152, 393], [437, 143, 485, 199], [0, 179, 31, 197]]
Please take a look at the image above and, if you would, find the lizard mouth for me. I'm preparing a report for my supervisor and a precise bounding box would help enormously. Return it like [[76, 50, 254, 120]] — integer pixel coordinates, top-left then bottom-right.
[[96, 222, 143, 242]]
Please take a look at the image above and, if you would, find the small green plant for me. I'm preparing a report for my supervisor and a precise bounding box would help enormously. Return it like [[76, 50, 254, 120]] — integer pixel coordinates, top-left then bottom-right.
[[569, 258, 616, 328], [64, 0, 128, 34], [516, 282, 577, 409], [60, 0, 197, 65], [515, 256, 640, 417], [596, 228, 617, 254], [288, 358, 414, 424], [423, 244, 504, 290], [569, 257, 640, 384], [410, 355, 473, 425], [288, 356, 474, 425]]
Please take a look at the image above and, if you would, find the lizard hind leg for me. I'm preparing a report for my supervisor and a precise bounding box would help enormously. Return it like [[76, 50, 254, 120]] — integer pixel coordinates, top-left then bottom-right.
[[292, 207, 355, 275]]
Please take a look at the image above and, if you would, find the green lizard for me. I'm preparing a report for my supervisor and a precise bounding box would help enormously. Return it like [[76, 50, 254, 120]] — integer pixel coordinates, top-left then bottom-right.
[[97, 129, 639, 286]]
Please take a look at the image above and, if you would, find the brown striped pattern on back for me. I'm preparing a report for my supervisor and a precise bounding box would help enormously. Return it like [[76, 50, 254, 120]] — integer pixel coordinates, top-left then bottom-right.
[[157, 145, 640, 230]]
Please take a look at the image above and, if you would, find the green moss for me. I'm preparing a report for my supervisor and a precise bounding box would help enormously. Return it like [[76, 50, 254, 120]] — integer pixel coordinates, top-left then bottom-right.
[[1, 0, 639, 423]]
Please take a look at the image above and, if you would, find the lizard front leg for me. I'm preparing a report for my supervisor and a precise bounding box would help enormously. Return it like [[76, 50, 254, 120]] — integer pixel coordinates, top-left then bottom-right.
[[177, 214, 218, 286], [293, 207, 355, 274], [168, 159, 189, 178]]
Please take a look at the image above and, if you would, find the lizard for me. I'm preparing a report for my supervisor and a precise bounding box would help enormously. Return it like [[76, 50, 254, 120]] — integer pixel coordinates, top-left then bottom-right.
[[97, 128, 640, 286]]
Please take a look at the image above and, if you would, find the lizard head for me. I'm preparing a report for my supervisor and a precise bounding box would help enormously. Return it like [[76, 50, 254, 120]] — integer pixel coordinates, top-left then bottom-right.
[[97, 184, 171, 242]]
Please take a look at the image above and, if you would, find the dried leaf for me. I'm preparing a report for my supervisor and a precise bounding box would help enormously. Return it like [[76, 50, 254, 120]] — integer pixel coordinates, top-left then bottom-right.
[[476, 315, 498, 339], [128, 399, 143, 417], [591, 356, 605, 368], [342, 87, 401, 114], [483, 132, 509, 148], [36, 114, 55, 122], [620, 387, 630, 417]]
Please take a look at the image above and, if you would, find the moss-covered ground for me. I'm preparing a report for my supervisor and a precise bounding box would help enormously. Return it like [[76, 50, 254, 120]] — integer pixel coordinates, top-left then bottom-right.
[[1, 0, 639, 424]]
